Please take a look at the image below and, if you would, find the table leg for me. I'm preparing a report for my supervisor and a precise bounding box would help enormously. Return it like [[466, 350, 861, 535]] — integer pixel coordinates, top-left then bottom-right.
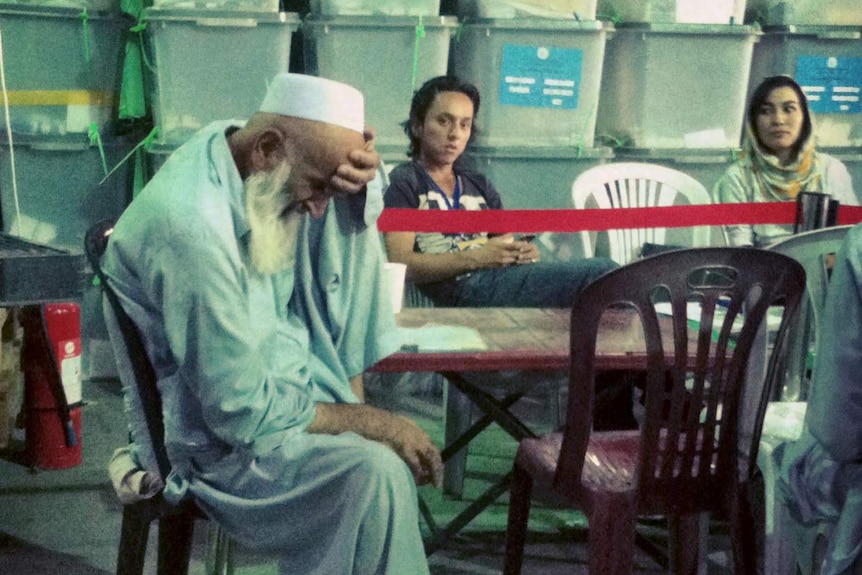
[[443, 382, 472, 498]]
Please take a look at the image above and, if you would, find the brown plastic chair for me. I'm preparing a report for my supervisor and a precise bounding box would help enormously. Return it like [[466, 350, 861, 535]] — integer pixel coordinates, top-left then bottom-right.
[[503, 247, 806, 575], [85, 219, 234, 575]]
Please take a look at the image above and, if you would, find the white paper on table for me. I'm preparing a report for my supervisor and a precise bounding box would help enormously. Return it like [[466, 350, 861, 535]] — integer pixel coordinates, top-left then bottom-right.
[[653, 301, 744, 335], [397, 325, 488, 352]]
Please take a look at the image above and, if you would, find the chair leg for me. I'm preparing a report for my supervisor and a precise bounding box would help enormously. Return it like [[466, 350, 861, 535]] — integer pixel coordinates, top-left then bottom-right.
[[116, 504, 152, 575], [443, 382, 473, 498], [157, 514, 196, 575], [503, 463, 534, 575], [206, 523, 235, 575], [729, 483, 762, 575], [669, 512, 709, 575], [587, 493, 637, 575]]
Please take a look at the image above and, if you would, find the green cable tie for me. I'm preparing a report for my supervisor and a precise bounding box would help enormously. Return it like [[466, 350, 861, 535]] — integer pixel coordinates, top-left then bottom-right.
[[89, 123, 109, 176], [596, 11, 622, 25], [98, 126, 158, 186], [411, 17, 426, 92], [80, 9, 92, 63]]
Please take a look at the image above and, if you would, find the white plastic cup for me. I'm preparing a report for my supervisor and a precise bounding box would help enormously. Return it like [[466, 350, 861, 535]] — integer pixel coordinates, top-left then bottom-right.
[[383, 262, 407, 314]]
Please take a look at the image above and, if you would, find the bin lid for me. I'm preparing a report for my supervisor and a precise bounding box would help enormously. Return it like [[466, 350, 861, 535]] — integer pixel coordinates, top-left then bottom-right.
[[613, 147, 740, 164], [612, 22, 761, 35], [303, 15, 458, 28], [467, 145, 614, 160], [0, 3, 124, 18], [461, 18, 611, 32], [0, 134, 135, 151], [761, 25, 862, 39], [143, 7, 300, 25]]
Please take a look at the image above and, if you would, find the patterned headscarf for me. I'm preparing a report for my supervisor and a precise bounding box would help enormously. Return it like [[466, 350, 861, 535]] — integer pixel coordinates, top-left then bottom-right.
[[739, 109, 825, 201]]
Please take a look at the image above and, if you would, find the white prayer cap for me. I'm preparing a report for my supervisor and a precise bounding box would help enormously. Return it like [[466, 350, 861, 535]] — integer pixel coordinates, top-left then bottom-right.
[[259, 73, 364, 134]]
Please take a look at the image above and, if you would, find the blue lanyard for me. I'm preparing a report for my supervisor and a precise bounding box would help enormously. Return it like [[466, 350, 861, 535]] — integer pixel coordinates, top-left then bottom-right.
[[430, 175, 461, 210]]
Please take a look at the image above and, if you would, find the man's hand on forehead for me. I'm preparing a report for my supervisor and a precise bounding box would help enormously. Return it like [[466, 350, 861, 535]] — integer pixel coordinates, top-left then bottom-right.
[[329, 128, 381, 195]]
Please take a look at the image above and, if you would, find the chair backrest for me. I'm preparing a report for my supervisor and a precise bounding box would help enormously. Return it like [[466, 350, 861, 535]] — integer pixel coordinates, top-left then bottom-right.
[[554, 247, 806, 515], [571, 162, 713, 265], [84, 218, 170, 481], [766, 225, 853, 401]]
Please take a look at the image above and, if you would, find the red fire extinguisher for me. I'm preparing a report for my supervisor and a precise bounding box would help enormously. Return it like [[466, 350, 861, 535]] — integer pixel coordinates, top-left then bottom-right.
[[21, 303, 82, 470]]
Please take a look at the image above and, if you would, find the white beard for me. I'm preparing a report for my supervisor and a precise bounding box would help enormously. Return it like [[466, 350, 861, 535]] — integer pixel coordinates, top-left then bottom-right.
[[244, 161, 302, 275]]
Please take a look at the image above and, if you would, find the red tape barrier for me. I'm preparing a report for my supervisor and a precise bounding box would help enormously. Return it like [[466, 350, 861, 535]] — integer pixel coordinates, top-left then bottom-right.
[[377, 203, 862, 234]]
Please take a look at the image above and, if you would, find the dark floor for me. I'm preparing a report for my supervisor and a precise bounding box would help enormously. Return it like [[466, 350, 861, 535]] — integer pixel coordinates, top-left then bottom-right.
[[0, 366, 738, 574]]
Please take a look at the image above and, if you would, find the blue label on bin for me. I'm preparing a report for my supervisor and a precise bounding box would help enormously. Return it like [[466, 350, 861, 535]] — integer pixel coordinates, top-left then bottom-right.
[[498, 44, 582, 109], [796, 56, 862, 114]]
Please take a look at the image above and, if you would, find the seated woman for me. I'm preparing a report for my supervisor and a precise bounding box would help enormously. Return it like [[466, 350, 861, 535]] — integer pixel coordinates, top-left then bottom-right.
[[715, 75, 858, 247], [382, 75, 617, 308]]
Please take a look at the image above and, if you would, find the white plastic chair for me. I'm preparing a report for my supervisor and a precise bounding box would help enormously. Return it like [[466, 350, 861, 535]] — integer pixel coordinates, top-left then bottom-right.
[[758, 225, 854, 575], [571, 162, 713, 264]]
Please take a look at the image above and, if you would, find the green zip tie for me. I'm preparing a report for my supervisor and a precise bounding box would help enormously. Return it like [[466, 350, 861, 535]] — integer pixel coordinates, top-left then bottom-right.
[[411, 17, 426, 92], [89, 123, 109, 176], [596, 11, 622, 25], [98, 126, 158, 186], [80, 9, 92, 63]]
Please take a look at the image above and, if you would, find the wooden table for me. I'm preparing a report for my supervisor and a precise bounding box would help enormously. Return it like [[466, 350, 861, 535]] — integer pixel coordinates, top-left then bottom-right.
[[373, 307, 659, 373], [370, 307, 672, 554]]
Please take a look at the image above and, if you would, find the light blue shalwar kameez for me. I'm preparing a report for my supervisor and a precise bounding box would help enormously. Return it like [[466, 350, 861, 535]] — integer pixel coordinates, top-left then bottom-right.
[[103, 122, 426, 575], [777, 223, 862, 575]]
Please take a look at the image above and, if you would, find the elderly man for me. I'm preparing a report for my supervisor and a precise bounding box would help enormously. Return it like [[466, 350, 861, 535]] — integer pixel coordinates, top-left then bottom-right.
[[103, 74, 442, 574]]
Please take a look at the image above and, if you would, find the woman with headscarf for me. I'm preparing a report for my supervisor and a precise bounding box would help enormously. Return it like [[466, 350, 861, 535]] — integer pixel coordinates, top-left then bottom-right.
[[715, 75, 858, 247]]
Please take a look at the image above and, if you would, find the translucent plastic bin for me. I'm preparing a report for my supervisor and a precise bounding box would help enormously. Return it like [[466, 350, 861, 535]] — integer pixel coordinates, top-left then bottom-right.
[[613, 147, 739, 201], [143, 9, 299, 145], [310, 0, 439, 16], [0, 5, 127, 137], [0, 137, 134, 251], [465, 145, 612, 208], [821, 148, 862, 201], [303, 16, 457, 149], [597, 0, 746, 24], [457, 0, 597, 20], [453, 19, 612, 148], [745, 0, 862, 26], [596, 23, 760, 149], [748, 26, 862, 147]]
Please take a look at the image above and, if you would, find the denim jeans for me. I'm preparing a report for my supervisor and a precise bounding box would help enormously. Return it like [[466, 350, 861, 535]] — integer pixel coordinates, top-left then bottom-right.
[[447, 257, 619, 308]]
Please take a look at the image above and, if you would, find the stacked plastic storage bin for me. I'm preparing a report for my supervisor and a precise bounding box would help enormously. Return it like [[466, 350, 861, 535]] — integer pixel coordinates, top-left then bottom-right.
[[746, 0, 862, 197], [303, 0, 456, 157], [595, 0, 759, 209], [0, 2, 134, 252], [143, 5, 298, 148], [0, 1, 135, 381], [450, 0, 612, 229]]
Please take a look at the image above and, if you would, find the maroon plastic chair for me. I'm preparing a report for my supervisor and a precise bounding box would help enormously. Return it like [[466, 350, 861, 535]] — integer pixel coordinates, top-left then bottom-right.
[[503, 247, 806, 575]]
